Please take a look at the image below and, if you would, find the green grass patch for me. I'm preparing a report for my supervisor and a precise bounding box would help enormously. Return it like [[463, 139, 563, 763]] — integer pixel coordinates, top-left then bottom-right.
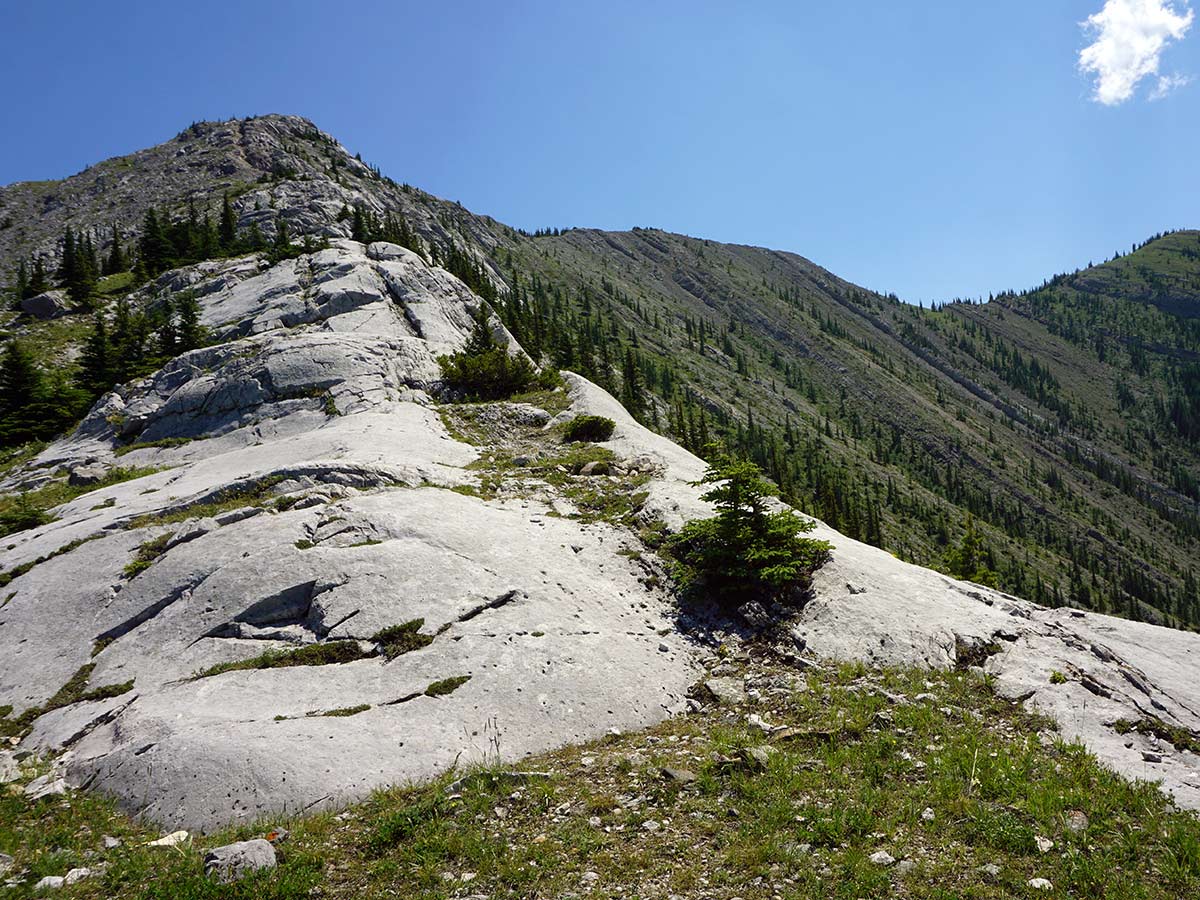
[[95, 271, 136, 297], [113, 436, 193, 457], [193, 640, 375, 679], [0, 532, 105, 589], [0, 466, 165, 538], [123, 532, 174, 579], [0, 663, 133, 738], [372, 619, 434, 659], [127, 476, 284, 529], [424, 675, 471, 697], [2, 660, 1200, 897]]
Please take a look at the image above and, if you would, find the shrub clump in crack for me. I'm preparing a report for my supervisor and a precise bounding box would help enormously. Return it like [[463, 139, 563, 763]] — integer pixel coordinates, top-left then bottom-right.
[[667, 455, 831, 610], [194, 640, 375, 679], [123, 532, 174, 578], [562, 414, 615, 443], [0, 663, 133, 738], [425, 675, 471, 697], [373, 619, 434, 659], [438, 307, 549, 401]]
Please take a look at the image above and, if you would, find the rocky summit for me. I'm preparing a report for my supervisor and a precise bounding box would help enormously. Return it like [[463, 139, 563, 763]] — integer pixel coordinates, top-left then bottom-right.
[[0, 230, 1194, 832]]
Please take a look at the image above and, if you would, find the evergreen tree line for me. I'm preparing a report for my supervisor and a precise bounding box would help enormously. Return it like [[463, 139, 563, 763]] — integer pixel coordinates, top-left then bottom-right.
[[0, 292, 204, 448]]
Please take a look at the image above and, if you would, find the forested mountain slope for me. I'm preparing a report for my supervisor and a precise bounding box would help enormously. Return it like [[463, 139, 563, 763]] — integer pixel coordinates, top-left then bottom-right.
[[1, 115, 1197, 630]]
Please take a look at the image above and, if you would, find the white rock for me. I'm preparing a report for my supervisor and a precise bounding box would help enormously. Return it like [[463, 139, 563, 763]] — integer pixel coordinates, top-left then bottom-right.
[[24, 775, 67, 800], [1035, 835, 1054, 853], [203, 839, 276, 882], [34, 876, 64, 892], [869, 850, 895, 866], [145, 831, 190, 847], [64, 867, 93, 885], [1028, 877, 1054, 890]]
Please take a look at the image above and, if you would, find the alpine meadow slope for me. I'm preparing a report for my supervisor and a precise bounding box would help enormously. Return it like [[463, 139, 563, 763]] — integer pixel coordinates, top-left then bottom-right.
[[0, 116, 1197, 835]]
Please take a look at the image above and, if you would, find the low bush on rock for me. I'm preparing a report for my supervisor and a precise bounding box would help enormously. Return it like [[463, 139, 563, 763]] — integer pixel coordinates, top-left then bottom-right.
[[668, 455, 831, 609], [562, 414, 616, 443]]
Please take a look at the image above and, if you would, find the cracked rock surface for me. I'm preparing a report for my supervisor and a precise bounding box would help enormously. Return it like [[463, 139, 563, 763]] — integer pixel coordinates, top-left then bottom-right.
[[1, 239, 1199, 830]]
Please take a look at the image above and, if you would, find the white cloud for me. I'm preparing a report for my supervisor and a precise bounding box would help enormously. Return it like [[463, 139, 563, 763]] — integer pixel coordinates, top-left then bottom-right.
[[1149, 71, 1193, 97], [1079, 0, 1194, 105]]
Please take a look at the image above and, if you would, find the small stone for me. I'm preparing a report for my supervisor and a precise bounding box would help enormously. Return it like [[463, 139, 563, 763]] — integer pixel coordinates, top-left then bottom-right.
[[0, 853, 12, 876], [34, 876, 64, 892], [1065, 810, 1089, 834], [741, 745, 777, 769], [658, 643, 670, 653], [1035, 835, 1054, 853], [203, 839, 277, 883], [578, 461, 610, 476], [976, 862, 1002, 881], [747, 713, 774, 734], [896, 859, 916, 875], [1142, 751, 1163, 763], [921, 806, 935, 822], [64, 867, 93, 885], [102, 835, 121, 849], [869, 850, 896, 867], [704, 677, 746, 706], [581, 870, 600, 884], [642, 819, 661, 831], [661, 767, 698, 784], [1028, 877, 1053, 891], [588, 816, 602, 827]]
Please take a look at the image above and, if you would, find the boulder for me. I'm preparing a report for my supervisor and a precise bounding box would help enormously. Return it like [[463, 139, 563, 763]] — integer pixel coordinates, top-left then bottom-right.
[[20, 290, 69, 320], [24, 774, 67, 800], [203, 839, 277, 882], [0, 751, 19, 783], [703, 677, 746, 706], [68, 464, 108, 487]]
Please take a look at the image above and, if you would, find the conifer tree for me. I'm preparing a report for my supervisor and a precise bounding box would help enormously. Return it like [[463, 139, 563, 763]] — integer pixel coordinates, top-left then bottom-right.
[[219, 193, 237, 249], [77, 313, 112, 397], [104, 224, 126, 275]]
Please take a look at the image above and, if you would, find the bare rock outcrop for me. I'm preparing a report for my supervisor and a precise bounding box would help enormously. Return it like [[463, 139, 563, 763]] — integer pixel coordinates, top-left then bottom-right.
[[1, 238, 1199, 831]]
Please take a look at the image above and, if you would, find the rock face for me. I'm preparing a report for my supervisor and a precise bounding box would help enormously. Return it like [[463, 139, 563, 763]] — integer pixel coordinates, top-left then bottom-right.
[[20, 290, 69, 319], [1, 238, 1199, 831]]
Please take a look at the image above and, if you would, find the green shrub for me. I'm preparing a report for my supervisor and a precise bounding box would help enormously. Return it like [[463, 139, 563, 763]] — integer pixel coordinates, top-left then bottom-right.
[[562, 414, 616, 443], [123, 532, 174, 578], [438, 308, 537, 400], [668, 455, 831, 609], [0, 495, 51, 537], [373, 619, 434, 659], [425, 675, 471, 697]]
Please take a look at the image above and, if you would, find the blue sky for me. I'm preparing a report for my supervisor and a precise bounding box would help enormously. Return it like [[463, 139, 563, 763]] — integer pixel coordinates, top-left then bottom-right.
[[2, 1, 1198, 304]]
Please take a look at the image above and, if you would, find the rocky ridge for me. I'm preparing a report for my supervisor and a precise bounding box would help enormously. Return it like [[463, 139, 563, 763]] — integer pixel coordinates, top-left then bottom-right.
[[0, 236, 1198, 830]]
